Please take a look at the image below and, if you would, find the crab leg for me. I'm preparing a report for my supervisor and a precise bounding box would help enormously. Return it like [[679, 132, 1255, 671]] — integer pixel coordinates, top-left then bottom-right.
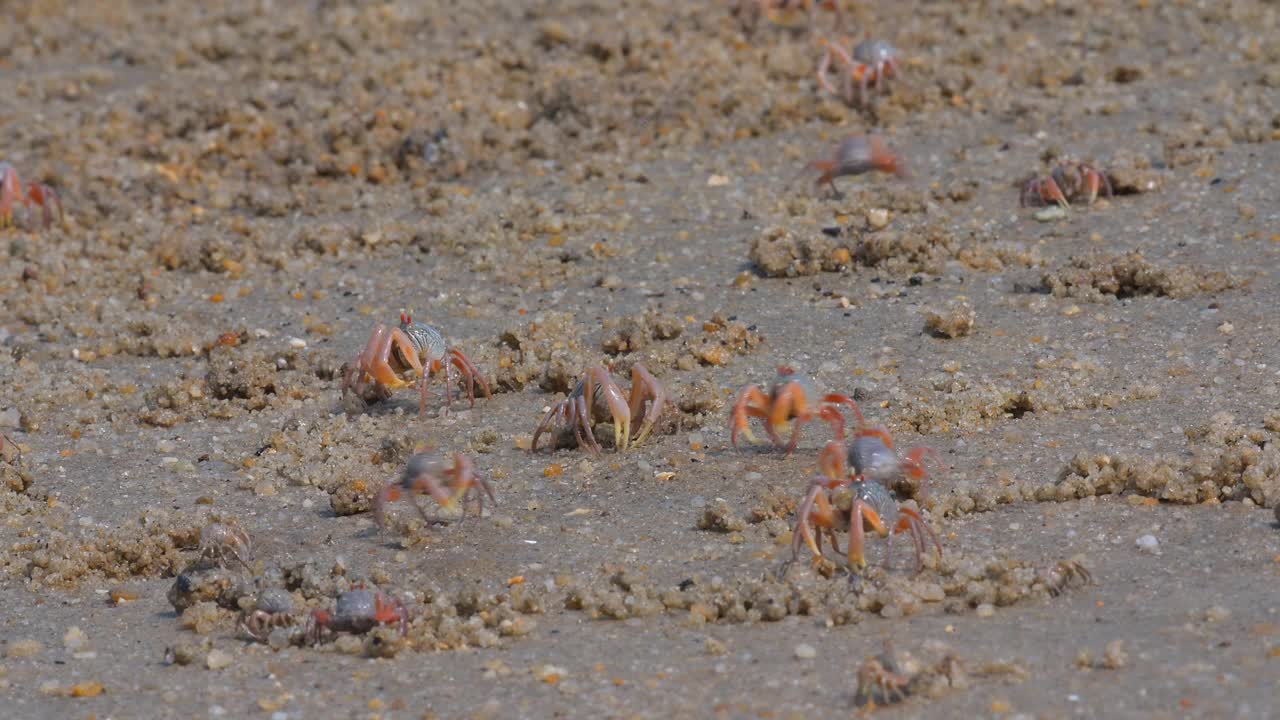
[[627, 364, 666, 446]]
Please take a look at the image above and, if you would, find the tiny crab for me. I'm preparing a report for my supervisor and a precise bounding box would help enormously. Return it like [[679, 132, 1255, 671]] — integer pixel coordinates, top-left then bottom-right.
[[306, 586, 409, 645], [854, 640, 913, 707], [238, 588, 299, 642], [0, 162, 63, 230], [342, 312, 491, 417], [198, 522, 254, 572], [374, 452, 495, 528], [1038, 559, 1093, 597], [792, 440, 942, 572], [730, 366, 859, 454], [1021, 159, 1113, 209], [802, 134, 907, 197], [733, 0, 842, 32], [532, 363, 666, 454], [817, 37, 901, 107]]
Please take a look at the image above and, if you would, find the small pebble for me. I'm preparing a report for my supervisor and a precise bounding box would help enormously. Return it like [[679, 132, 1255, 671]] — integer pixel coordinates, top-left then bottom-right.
[[975, 603, 995, 618], [5, 639, 42, 658], [866, 208, 890, 229], [205, 648, 233, 670], [287, 337, 307, 349], [1102, 639, 1128, 669], [1204, 605, 1231, 623], [1035, 206, 1066, 222], [794, 643, 816, 660], [62, 627, 88, 651], [1135, 534, 1159, 553]]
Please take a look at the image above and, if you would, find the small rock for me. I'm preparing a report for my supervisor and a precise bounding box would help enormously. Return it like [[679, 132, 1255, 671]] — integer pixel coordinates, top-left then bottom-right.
[[1034, 206, 1067, 222], [794, 643, 817, 660], [5, 639, 42, 658], [205, 648, 234, 670], [866, 208, 890, 229], [975, 603, 995, 618], [1102, 639, 1127, 669], [1135, 534, 1159, 553], [62, 627, 89, 652], [704, 637, 727, 656], [1204, 605, 1231, 623]]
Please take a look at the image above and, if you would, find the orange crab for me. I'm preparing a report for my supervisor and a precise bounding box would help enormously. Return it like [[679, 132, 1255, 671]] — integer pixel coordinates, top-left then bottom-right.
[[1021, 159, 1113, 209], [373, 452, 495, 528], [1, 162, 62, 230], [730, 366, 859, 454], [792, 439, 942, 572], [532, 363, 666, 453], [816, 37, 902, 107], [342, 312, 490, 416], [802, 134, 907, 197]]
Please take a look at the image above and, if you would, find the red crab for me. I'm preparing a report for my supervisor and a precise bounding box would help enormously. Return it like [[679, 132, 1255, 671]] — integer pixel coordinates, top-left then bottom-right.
[[730, 366, 859, 454], [532, 364, 666, 454], [306, 586, 409, 645], [374, 452, 495, 528], [341, 312, 490, 416], [0, 162, 63, 230], [792, 438, 942, 572], [802, 134, 907, 197], [1021, 159, 1113, 209]]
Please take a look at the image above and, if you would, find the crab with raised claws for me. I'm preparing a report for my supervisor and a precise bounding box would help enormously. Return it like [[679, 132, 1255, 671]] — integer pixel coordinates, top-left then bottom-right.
[[0, 162, 63, 230], [817, 37, 902, 107], [1021, 159, 1113, 209], [532, 363, 666, 454], [792, 440, 942, 572], [306, 586, 409, 645], [374, 452, 495, 528], [801, 134, 907, 197], [730, 366, 859, 454], [342, 312, 491, 416]]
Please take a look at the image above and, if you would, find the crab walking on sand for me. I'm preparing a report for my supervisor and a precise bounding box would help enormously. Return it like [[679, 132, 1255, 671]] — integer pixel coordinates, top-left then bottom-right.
[[729, 366, 860, 454], [373, 452, 495, 528], [342, 312, 491, 416], [801, 134, 908, 196], [532, 364, 666, 454]]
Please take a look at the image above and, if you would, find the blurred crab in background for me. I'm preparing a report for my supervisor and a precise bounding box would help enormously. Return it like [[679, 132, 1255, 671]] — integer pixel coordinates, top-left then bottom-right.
[[1021, 159, 1113, 209], [801, 134, 908, 197], [1, 162, 63, 230], [374, 452, 495, 528], [817, 37, 902, 107], [306, 585, 409, 645], [342, 312, 491, 416], [730, 366, 859, 454], [532, 363, 666, 453]]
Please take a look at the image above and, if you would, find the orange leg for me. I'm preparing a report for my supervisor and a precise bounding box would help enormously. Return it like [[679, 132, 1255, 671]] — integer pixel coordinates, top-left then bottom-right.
[[848, 498, 888, 570], [730, 386, 771, 448]]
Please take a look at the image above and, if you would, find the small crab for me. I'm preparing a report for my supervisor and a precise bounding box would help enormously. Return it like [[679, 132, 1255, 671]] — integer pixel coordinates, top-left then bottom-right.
[[341, 312, 491, 417], [1021, 159, 1113, 209], [792, 440, 942, 572], [306, 586, 409, 645], [733, 0, 842, 32], [532, 363, 666, 454], [238, 588, 300, 642], [854, 640, 913, 707], [373, 452, 495, 528], [730, 366, 859, 454], [844, 419, 942, 499], [0, 162, 63, 230], [1038, 559, 1093, 597], [198, 522, 254, 572], [802, 134, 907, 197], [817, 37, 901, 107]]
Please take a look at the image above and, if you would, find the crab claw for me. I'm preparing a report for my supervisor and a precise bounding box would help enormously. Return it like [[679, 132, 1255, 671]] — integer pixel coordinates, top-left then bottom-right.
[[626, 363, 666, 446]]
